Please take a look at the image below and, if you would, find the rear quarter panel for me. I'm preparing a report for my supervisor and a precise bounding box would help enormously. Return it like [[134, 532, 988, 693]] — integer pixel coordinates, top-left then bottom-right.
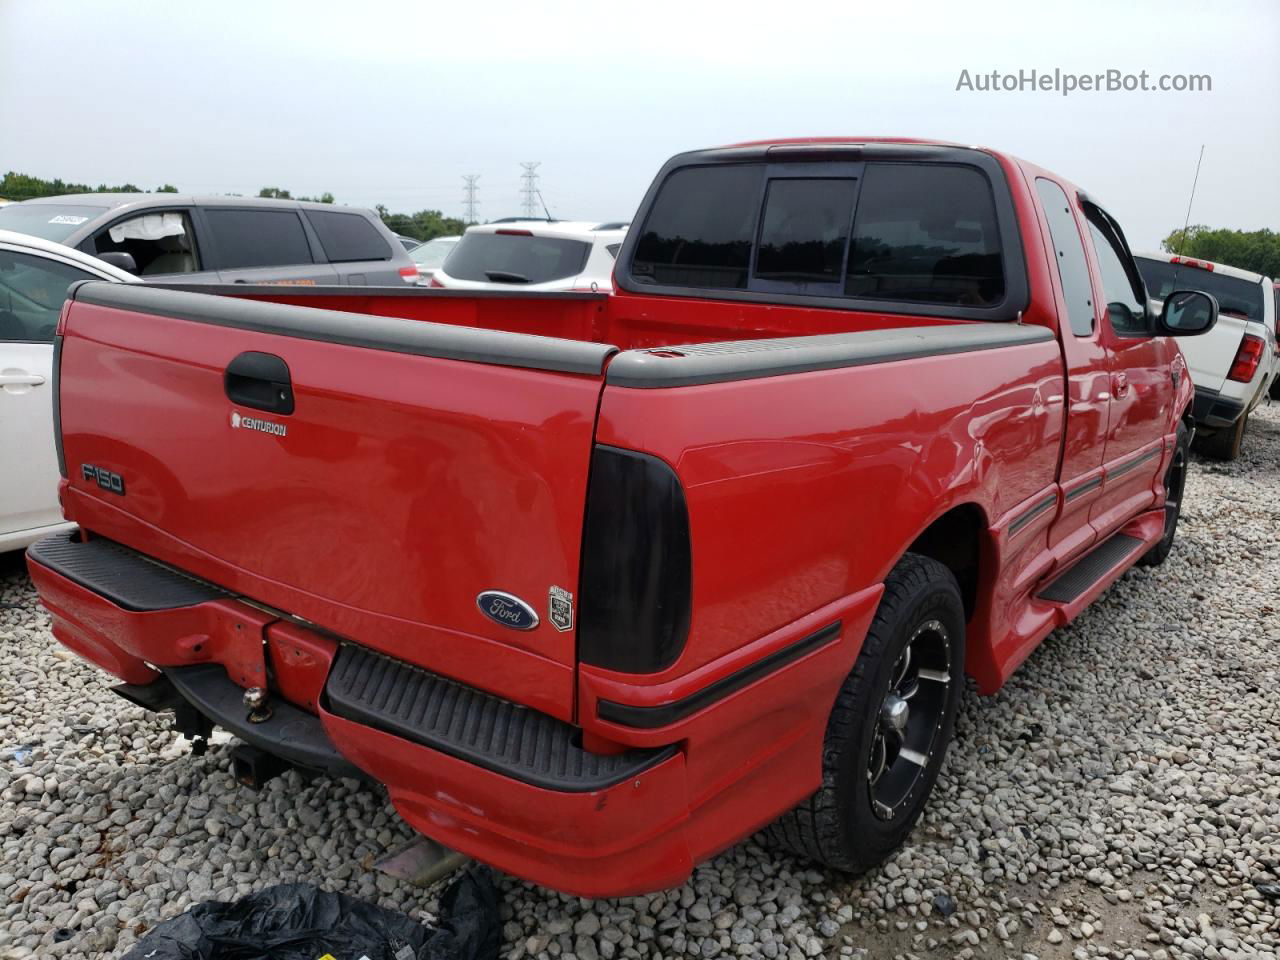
[[593, 337, 1065, 683]]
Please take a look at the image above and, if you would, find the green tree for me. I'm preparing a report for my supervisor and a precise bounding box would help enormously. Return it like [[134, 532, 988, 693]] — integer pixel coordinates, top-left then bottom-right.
[[378, 208, 466, 242], [1, 171, 181, 200], [1161, 225, 1280, 278], [258, 186, 293, 199]]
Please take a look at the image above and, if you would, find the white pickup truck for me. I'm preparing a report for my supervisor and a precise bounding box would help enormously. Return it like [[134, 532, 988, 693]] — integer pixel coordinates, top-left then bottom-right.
[[1136, 252, 1277, 460]]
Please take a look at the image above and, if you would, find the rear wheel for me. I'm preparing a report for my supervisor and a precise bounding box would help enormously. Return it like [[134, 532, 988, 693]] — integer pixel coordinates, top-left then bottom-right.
[[1138, 421, 1190, 567], [1195, 412, 1247, 461], [764, 554, 965, 873]]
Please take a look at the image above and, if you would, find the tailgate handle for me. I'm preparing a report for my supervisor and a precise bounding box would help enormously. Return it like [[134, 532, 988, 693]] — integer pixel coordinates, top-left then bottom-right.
[[225, 352, 295, 415]]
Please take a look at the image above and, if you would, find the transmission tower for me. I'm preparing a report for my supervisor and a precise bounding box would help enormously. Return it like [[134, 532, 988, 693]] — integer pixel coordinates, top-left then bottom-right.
[[461, 175, 480, 224], [519, 162, 541, 219]]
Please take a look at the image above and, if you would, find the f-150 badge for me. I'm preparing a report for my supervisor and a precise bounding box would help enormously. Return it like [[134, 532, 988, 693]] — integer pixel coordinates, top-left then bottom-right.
[[476, 591, 539, 631], [548, 585, 574, 632]]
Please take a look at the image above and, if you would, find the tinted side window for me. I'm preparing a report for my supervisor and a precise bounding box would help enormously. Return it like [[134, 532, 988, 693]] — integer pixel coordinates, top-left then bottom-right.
[[0, 249, 94, 343], [846, 164, 1004, 306], [633, 164, 763, 289], [1035, 179, 1095, 336], [203, 209, 314, 269], [755, 179, 857, 287], [1084, 208, 1147, 335], [307, 210, 392, 263]]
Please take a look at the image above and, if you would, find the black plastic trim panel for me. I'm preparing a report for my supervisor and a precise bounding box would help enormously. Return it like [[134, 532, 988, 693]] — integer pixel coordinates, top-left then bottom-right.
[[597, 621, 842, 730], [27, 531, 224, 611], [1191, 386, 1244, 430], [162, 665, 362, 779], [67, 280, 616, 376], [51, 335, 66, 479], [1037, 533, 1143, 603], [325, 645, 677, 792], [606, 323, 1055, 388]]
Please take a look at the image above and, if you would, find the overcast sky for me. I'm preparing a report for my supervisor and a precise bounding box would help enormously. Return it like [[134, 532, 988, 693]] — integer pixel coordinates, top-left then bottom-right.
[[2, 0, 1276, 248]]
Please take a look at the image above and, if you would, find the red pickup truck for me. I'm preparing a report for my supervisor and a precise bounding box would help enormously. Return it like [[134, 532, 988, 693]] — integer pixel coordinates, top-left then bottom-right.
[[27, 139, 1218, 897]]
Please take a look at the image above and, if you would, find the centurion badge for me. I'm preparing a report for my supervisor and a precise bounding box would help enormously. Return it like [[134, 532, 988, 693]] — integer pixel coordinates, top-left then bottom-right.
[[548, 585, 574, 632]]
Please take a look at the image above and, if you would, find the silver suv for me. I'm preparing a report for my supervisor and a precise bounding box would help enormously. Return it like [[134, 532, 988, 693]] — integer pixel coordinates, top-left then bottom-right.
[[0, 194, 420, 286]]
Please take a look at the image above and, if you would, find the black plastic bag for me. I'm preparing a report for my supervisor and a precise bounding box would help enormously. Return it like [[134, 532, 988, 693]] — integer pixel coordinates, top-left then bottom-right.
[[122, 865, 499, 960]]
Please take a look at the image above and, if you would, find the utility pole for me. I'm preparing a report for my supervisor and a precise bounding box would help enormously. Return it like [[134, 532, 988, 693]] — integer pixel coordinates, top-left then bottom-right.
[[519, 162, 541, 219], [461, 175, 480, 224]]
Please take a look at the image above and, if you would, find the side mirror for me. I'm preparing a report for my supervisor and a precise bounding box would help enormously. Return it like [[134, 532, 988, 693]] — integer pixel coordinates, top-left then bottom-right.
[[97, 251, 138, 274], [1158, 290, 1217, 336]]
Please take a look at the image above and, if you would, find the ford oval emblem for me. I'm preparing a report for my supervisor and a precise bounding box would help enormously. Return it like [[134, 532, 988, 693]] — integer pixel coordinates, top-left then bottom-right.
[[476, 591, 540, 631]]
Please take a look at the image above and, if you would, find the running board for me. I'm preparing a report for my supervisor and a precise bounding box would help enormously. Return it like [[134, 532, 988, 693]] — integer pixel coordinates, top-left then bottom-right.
[[1036, 533, 1144, 604]]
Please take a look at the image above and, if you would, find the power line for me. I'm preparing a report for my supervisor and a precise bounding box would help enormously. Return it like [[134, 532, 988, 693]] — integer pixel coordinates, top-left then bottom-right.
[[519, 162, 541, 219], [461, 174, 480, 224]]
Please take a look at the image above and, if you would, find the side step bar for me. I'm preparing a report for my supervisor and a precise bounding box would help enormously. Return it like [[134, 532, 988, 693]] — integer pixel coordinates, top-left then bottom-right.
[[1037, 533, 1145, 604]]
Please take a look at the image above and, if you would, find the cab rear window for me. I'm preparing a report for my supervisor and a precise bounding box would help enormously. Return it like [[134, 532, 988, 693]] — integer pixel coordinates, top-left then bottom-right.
[[1135, 257, 1266, 324], [445, 232, 590, 284], [630, 161, 1006, 309]]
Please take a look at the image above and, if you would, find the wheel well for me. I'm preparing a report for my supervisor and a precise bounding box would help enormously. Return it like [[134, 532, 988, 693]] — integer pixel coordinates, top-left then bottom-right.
[[906, 505, 985, 620]]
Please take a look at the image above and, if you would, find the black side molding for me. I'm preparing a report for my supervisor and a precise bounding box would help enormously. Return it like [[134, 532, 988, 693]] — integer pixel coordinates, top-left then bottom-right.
[[597, 621, 842, 730], [1008, 493, 1057, 537], [1106, 447, 1161, 481]]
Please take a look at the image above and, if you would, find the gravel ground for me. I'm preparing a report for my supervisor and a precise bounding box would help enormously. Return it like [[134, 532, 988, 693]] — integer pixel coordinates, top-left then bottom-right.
[[2, 404, 1278, 960]]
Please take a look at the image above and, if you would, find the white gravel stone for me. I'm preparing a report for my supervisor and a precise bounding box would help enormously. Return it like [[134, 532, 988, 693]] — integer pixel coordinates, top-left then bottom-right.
[[1, 405, 1278, 959]]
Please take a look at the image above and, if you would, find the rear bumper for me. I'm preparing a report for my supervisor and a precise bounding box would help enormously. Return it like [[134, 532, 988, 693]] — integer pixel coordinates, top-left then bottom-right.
[[25, 531, 873, 896], [1192, 386, 1245, 430]]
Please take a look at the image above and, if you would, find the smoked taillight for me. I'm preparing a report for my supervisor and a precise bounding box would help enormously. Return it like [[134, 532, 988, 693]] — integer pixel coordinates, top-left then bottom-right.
[[578, 446, 691, 674], [1227, 334, 1265, 383]]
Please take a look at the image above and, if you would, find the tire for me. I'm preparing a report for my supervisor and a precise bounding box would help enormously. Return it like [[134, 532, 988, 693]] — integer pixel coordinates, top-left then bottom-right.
[[1137, 421, 1190, 567], [1194, 411, 1247, 461], [764, 553, 965, 873]]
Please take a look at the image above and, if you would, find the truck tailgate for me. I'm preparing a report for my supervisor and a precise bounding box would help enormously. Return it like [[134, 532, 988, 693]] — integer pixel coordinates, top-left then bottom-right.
[[56, 282, 615, 721], [1182, 313, 1249, 395]]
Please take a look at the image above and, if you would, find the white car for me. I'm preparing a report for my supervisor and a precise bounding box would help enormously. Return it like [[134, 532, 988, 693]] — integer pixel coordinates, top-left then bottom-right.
[[0, 230, 137, 552], [1135, 251, 1277, 460], [430, 221, 626, 292], [410, 235, 460, 284]]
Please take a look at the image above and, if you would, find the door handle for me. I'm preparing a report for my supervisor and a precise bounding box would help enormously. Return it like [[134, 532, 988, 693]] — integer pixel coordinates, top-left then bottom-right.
[[1112, 372, 1130, 398], [0, 371, 46, 387], [225, 351, 294, 414]]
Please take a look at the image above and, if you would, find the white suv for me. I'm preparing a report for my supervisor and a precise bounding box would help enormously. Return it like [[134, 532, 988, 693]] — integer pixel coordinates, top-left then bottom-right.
[[431, 221, 626, 292], [1136, 252, 1277, 460]]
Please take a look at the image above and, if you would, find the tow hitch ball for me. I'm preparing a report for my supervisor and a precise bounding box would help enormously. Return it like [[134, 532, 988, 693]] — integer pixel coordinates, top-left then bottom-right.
[[243, 686, 273, 724]]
